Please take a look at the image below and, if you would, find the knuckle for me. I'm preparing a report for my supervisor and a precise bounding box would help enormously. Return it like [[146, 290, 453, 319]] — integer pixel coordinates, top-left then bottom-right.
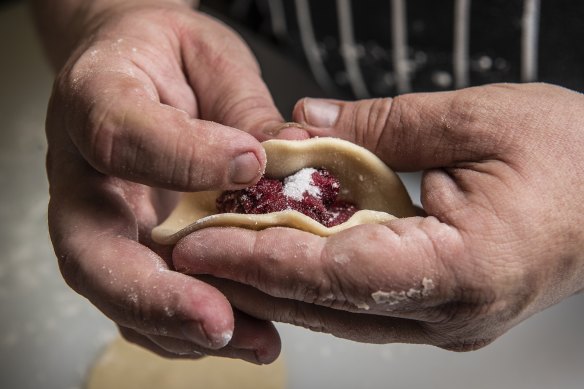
[[358, 98, 394, 154], [445, 85, 520, 154], [121, 274, 163, 334], [86, 99, 119, 173], [83, 84, 147, 177], [381, 94, 416, 156], [293, 281, 335, 307], [170, 132, 199, 189], [124, 291, 173, 339]]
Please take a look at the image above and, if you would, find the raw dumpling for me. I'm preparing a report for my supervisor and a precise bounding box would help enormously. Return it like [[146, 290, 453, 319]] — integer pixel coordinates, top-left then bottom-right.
[[151, 137, 416, 245]]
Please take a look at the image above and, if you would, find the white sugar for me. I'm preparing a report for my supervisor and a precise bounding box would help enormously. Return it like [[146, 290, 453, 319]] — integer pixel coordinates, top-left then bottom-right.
[[283, 168, 321, 201]]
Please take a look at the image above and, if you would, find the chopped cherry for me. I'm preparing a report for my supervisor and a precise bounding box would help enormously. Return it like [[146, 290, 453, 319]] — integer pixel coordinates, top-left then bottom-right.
[[216, 168, 359, 227]]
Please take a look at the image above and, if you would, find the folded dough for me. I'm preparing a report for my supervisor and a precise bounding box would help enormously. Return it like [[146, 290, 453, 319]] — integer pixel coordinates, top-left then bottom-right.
[[152, 137, 416, 245]]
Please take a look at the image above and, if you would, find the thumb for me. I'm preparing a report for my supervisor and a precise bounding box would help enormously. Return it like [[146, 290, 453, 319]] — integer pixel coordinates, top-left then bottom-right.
[[293, 87, 515, 170]]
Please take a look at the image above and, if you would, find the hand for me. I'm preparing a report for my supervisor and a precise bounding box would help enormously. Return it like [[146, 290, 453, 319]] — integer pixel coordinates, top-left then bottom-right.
[[44, 1, 304, 362], [173, 83, 584, 351]]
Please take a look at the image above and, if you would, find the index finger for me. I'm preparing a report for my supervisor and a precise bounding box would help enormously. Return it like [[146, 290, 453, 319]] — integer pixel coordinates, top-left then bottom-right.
[[51, 58, 266, 192], [173, 217, 464, 321]]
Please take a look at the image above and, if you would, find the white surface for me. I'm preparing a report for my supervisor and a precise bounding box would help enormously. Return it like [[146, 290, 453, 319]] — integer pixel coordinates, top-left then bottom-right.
[[0, 3, 582, 389]]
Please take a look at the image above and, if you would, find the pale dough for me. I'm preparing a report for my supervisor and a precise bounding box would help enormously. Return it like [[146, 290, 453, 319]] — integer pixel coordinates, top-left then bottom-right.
[[85, 337, 286, 389], [152, 137, 416, 245]]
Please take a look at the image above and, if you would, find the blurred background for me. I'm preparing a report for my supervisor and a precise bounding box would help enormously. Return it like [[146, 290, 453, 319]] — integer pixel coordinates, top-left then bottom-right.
[[1, 1, 583, 388]]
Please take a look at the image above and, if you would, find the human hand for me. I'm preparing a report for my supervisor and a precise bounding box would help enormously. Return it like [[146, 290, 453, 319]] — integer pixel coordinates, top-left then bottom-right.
[[45, 0, 302, 362], [173, 83, 584, 351]]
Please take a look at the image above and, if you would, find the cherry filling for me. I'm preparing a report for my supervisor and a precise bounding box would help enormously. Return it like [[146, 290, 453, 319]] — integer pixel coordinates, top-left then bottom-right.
[[216, 168, 360, 227]]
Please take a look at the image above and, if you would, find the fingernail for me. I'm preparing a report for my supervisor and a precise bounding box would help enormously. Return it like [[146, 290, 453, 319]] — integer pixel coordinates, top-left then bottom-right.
[[216, 330, 233, 348], [182, 322, 214, 348], [182, 323, 233, 349], [304, 98, 340, 128], [230, 152, 261, 184], [263, 122, 306, 137]]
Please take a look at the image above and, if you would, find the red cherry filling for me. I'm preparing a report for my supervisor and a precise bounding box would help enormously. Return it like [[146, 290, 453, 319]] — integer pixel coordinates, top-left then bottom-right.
[[216, 168, 360, 227]]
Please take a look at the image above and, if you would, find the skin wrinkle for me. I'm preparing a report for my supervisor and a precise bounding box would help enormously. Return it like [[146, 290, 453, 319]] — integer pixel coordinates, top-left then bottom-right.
[[331, 224, 434, 315], [476, 87, 537, 156], [355, 100, 370, 150], [250, 231, 273, 295], [382, 94, 411, 169], [321, 251, 354, 309], [170, 124, 191, 188], [369, 98, 392, 156], [143, 271, 180, 331], [84, 85, 128, 175], [418, 220, 460, 295], [285, 301, 327, 334], [115, 104, 136, 174], [405, 220, 471, 319], [439, 89, 508, 164], [77, 86, 115, 172], [292, 250, 330, 304]]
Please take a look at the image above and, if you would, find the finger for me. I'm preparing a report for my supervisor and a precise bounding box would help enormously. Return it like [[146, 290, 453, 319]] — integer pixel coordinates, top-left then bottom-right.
[[120, 311, 280, 364], [180, 20, 309, 141], [51, 64, 266, 191], [57, 231, 235, 350], [48, 152, 277, 352], [292, 85, 524, 170], [202, 277, 428, 345], [173, 218, 464, 320]]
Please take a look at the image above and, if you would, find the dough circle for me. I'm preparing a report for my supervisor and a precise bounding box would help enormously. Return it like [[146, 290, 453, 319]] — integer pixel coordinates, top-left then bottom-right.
[[152, 137, 416, 245], [85, 337, 287, 389]]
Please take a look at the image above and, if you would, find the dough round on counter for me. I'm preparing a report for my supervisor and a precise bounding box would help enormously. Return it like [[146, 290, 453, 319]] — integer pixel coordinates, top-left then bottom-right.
[[152, 137, 416, 245], [86, 337, 286, 389]]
